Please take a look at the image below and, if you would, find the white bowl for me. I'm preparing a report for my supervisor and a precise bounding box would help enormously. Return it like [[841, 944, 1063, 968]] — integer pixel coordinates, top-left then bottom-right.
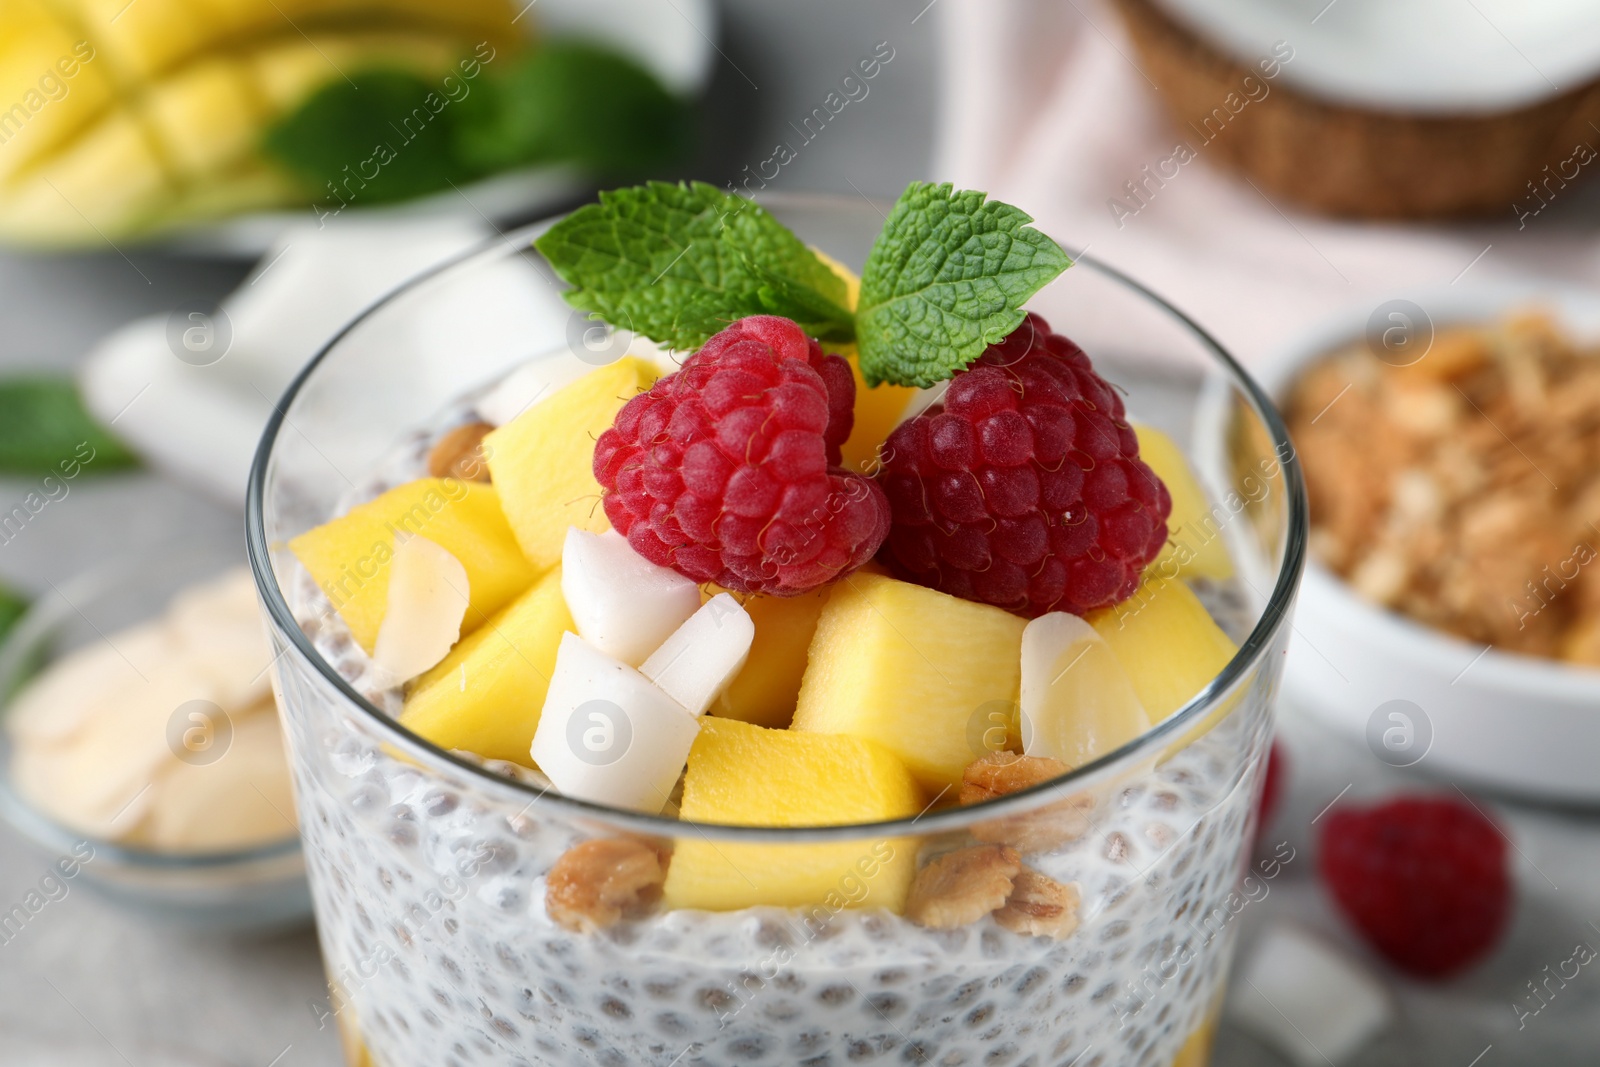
[[1212, 283, 1600, 804]]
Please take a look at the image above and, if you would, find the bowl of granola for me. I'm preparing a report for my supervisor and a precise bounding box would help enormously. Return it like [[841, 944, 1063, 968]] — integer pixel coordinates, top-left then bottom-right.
[[1254, 285, 1600, 802]]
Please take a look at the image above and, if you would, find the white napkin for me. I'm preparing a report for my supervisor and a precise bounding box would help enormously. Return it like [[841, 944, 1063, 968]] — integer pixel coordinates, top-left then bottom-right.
[[80, 221, 505, 505], [933, 0, 1600, 371]]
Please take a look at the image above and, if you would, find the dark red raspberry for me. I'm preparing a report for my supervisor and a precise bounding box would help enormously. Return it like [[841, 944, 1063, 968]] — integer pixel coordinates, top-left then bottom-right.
[[594, 315, 890, 595], [1253, 741, 1286, 847], [875, 313, 1170, 617], [1319, 795, 1511, 979]]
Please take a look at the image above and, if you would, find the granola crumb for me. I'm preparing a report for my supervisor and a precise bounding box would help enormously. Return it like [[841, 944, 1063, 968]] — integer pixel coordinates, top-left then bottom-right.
[[995, 868, 1081, 939], [958, 752, 1068, 804], [905, 845, 1021, 929], [428, 421, 494, 482], [545, 838, 669, 933], [960, 752, 1091, 854]]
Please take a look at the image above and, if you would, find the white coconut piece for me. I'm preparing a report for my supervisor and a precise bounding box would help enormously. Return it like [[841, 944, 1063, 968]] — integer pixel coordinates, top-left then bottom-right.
[[530, 632, 700, 813], [1020, 612, 1151, 768], [1157, 0, 1600, 112], [370, 535, 470, 689], [1230, 923, 1393, 1067], [560, 528, 701, 666], [640, 593, 755, 716]]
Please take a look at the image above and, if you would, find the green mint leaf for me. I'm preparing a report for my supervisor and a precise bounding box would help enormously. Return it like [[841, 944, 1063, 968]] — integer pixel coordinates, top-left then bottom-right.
[[534, 181, 855, 349], [454, 42, 693, 175], [0, 581, 24, 646], [263, 69, 483, 205], [855, 182, 1072, 387], [0, 376, 138, 476], [740, 257, 856, 342]]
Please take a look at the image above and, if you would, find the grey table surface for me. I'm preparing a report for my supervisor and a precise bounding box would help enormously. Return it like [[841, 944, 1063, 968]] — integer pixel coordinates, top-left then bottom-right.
[[1, 3, 1597, 1065]]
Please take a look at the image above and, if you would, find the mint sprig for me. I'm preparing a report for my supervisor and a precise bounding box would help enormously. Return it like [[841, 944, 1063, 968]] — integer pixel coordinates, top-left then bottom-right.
[[534, 182, 855, 348], [0, 582, 24, 644], [855, 183, 1072, 387], [534, 180, 1069, 387], [0, 377, 137, 476]]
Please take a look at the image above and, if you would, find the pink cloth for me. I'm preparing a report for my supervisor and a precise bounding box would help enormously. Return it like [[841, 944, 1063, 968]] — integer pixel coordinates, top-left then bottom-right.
[[932, 0, 1600, 369]]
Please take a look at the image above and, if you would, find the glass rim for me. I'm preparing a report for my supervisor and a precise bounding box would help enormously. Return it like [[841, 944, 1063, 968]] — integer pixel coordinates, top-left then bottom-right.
[[245, 192, 1309, 844]]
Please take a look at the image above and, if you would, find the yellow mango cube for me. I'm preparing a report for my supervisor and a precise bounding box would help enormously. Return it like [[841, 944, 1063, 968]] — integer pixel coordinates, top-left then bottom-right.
[[711, 587, 832, 729], [839, 345, 918, 474], [1089, 576, 1237, 722], [662, 718, 922, 913], [791, 573, 1026, 792], [400, 567, 572, 764], [811, 250, 918, 474], [1134, 423, 1234, 581], [484, 357, 658, 572], [290, 478, 537, 653]]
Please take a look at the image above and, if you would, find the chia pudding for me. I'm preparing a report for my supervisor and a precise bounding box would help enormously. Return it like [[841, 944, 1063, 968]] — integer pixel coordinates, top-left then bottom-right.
[[256, 184, 1301, 1067], [273, 375, 1280, 1067]]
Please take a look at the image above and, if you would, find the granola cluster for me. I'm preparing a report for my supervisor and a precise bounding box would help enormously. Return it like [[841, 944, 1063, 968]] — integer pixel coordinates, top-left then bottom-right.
[[1286, 311, 1600, 663], [902, 753, 1085, 939], [546, 837, 669, 933]]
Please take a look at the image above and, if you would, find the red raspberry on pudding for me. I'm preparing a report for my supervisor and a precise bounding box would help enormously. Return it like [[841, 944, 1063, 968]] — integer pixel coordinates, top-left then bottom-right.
[[875, 313, 1170, 617], [594, 316, 890, 595]]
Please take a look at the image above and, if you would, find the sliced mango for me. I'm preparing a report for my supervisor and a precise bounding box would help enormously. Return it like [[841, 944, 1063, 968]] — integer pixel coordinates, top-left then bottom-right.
[[485, 356, 658, 572], [143, 58, 263, 181], [791, 572, 1026, 793], [400, 567, 571, 764], [711, 586, 831, 729], [0, 110, 168, 244], [0, 10, 113, 186], [1134, 423, 1234, 581], [1089, 576, 1236, 722], [0, 0, 522, 245], [290, 477, 537, 654], [662, 717, 922, 912], [72, 0, 520, 82]]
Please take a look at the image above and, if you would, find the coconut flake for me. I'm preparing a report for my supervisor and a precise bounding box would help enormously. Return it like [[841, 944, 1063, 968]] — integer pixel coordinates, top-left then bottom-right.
[[371, 535, 470, 689]]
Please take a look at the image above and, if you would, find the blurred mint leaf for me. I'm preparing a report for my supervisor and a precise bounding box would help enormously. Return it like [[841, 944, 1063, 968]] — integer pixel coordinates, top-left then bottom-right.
[[534, 181, 854, 349], [262, 69, 481, 205], [455, 41, 693, 175], [856, 182, 1071, 387], [0, 582, 24, 646], [0, 376, 137, 476]]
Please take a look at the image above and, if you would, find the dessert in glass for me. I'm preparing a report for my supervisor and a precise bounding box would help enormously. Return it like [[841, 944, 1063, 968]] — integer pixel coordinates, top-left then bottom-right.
[[248, 184, 1306, 1067]]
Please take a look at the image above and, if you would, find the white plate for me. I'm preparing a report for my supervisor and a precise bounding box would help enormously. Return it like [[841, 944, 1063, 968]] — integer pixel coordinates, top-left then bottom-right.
[[1219, 283, 1600, 804], [162, 0, 718, 257]]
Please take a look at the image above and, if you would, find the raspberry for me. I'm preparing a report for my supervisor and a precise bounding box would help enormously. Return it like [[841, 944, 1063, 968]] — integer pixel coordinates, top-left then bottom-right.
[[875, 313, 1171, 617], [1256, 741, 1287, 839], [1319, 795, 1511, 979], [594, 315, 890, 595]]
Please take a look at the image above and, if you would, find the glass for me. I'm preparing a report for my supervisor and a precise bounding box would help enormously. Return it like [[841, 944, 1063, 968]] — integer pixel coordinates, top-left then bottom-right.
[[247, 195, 1306, 1067]]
